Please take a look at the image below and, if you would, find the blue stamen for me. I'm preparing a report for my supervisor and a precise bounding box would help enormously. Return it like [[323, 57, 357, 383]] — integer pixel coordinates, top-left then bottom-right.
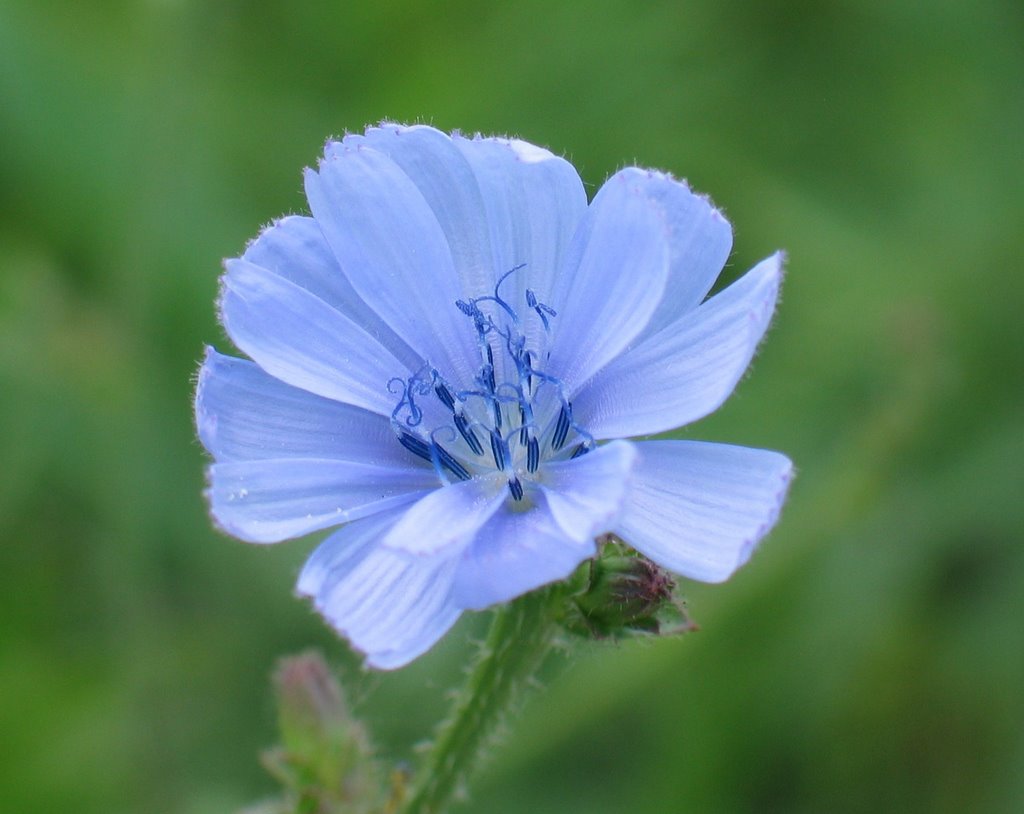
[[388, 376, 423, 427], [497, 264, 527, 295], [454, 413, 484, 456], [527, 437, 540, 473], [489, 429, 506, 470], [491, 393, 502, 430], [398, 431, 431, 461], [482, 264, 527, 325], [526, 288, 557, 331], [392, 274, 589, 492], [428, 428, 472, 481], [552, 402, 572, 450], [474, 293, 518, 324], [507, 476, 524, 501], [484, 344, 497, 387], [434, 443, 471, 481], [570, 442, 592, 459], [434, 382, 456, 411]]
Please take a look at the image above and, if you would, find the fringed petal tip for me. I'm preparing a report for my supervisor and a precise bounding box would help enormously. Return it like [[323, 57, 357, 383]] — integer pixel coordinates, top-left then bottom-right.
[[296, 512, 462, 670], [617, 442, 793, 585], [729, 453, 794, 578]]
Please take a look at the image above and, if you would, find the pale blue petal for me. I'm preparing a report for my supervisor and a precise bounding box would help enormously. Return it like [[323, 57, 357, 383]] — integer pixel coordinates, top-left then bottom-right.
[[296, 509, 462, 670], [219, 259, 406, 416], [195, 348, 414, 466], [451, 502, 597, 611], [242, 215, 347, 306], [366, 599, 462, 670], [296, 510, 395, 599], [345, 124, 496, 299], [611, 168, 733, 340], [616, 440, 793, 583], [342, 124, 529, 386], [242, 215, 421, 370], [573, 252, 783, 438], [382, 477, 507, 556], [452, 132, 587, 355], [544, 175, 671, 392], [451, 442, 639, 611], [539, 440, 636, 541], [207, 458, 437, 543], [304, 145, 479, 384], [320, 549, 459, 670]]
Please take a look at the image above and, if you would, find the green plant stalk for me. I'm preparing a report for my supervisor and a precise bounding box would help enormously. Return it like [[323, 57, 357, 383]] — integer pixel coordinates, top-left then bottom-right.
[[400, 586, 564, 814]]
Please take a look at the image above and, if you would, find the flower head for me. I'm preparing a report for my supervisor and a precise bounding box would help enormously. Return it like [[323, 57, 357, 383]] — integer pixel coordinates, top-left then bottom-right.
[[195, 123, 792, 669]]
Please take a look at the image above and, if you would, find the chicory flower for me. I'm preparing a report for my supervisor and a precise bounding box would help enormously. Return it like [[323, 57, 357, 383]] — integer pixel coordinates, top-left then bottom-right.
[[195, 124, 792, 669]]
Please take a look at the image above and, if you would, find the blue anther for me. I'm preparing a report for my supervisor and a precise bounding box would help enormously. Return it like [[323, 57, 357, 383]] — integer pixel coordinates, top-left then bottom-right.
[[570, 442, 592, 459], [434, 382, 456, 411], [433, 442, 471, 481], [453, 413, 484, 456], [394, 278, 581, 484], [527, 437, 540, 473], [552, 402, 572, 450], [489, 429, 506, 470], [507, 476, 524, 501], [398, 431, 432, 462]]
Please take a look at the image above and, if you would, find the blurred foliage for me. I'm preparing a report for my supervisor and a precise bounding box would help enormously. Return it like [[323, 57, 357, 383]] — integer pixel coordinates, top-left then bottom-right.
[[1, 0, 1021, 812]]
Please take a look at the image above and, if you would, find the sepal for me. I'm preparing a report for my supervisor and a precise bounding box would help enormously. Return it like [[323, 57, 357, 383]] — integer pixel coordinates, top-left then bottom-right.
[[246, 651, 394, 814], [563, 536, 698, 640]]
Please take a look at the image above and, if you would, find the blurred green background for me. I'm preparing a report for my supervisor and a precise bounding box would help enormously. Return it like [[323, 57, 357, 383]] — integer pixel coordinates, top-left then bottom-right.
[[2, 1, 1022, 812]]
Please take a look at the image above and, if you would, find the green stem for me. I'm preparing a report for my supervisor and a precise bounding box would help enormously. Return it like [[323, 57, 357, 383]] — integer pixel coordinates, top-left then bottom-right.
[[400, 587, 564, 814]]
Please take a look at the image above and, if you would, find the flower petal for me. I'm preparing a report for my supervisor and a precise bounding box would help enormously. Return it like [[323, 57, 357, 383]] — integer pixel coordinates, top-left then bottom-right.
[[219, 258, 406, 415], [613, 168, 733, 340], [348, 124, 496, 299], [304, 144, 479, 384], [382, 476, 507, 556], [451, 501, 599, 610], [242, 215, 421, 370], [195, 347, 414, 466], [297, 509, 461, 669], [544, 174, 671, 392], [616, 440, 793, 583], [451, 442, 638, 610], [573, 252, 784, 438], [207, 458, 437, 543], [452, 132, 588, 353], [539, 440, 637, 541]]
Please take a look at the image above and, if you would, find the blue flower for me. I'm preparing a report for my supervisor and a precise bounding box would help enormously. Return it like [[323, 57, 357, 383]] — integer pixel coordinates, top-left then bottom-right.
[[195, 124, 792, 669]]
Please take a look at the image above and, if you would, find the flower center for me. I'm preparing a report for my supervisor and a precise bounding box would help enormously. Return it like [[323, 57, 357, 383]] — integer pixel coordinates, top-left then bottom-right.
[[389, 266, 593, 501]]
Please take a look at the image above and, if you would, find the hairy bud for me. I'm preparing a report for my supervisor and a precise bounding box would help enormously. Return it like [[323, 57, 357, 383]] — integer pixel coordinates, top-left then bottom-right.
[[565, 536, 697, 639]]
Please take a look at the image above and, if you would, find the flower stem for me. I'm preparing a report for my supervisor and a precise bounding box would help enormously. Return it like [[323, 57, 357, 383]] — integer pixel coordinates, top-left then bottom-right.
[[400, 587, 564, 814]]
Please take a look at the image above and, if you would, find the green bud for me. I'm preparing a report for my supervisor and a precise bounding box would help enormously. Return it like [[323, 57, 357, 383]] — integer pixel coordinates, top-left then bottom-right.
[[564, 536, 696, 639], [275, 650, 355, 748], [256, 650, 387, 814]]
